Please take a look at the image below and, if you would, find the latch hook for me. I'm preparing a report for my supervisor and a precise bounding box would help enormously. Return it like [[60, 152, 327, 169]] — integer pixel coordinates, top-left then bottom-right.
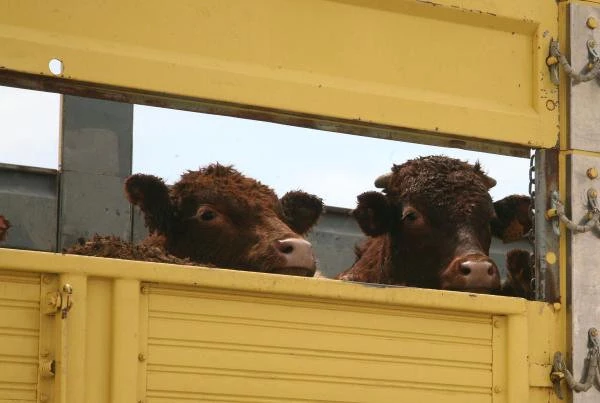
[[551, 328, 600, 399]]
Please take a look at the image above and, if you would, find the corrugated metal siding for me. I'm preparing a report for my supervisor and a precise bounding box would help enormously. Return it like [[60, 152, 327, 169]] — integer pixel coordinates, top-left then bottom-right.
[[0, 271, 40, 402], [144, 284, 498, 402]]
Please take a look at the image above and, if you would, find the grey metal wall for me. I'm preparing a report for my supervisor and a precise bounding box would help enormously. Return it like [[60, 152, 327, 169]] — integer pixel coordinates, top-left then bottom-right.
[[0, 164, 58, 251]]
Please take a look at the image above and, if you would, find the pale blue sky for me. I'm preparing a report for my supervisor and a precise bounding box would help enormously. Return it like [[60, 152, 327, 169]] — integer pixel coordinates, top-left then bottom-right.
[[0, 85, 530, 208]]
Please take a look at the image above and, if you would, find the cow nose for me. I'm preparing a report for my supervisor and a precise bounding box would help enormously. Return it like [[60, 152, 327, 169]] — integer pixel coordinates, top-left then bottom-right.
[[459, 261, 495, 276], [275, 238, 316, 274], [459, 260, 499, 288]]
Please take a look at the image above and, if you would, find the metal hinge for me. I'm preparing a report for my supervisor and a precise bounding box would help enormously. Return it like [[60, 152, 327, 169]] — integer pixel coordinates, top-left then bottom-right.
[[551, 328, 600, 399], [44, 283, 74, 319]]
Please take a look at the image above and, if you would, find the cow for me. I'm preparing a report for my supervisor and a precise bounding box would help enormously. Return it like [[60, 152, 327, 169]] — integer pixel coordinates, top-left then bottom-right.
[[491, 194, 532, 243], [0, 215, 9, 242], [489, 194, 535, 299], [68, 164, 324, 277], [500, 249, 533, 298], [335, 156, 501, 293]]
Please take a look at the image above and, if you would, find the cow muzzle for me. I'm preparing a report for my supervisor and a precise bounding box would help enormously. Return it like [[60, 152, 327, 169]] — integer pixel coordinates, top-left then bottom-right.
[[271, 238, 317, 277], [440, 254, 500, 293]]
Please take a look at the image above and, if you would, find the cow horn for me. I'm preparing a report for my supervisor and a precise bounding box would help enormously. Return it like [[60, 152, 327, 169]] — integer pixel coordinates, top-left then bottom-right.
[[374, 173, 392, 189]]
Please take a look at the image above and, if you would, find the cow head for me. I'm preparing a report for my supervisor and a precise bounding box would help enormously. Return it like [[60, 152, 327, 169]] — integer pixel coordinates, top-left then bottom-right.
[[126, 164, 323, 276], [491, 195, 532, 242], [346, 156, 500, 292]]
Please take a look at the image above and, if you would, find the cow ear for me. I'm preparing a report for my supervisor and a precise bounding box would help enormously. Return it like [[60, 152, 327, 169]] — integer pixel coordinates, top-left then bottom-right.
[[491, 195, 532, 242], [280, 191, 324, 235], [352, 191, 392, 236], [473, 161, 497, 189], [125, 174, 175, 235]]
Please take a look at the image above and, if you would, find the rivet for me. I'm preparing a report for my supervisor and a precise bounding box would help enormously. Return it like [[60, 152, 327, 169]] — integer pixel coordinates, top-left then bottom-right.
[[546, 56, 558, 66], [140, 286, 149, 295], [553, 302, 561, 312], [138, 353, 146, 362], [494, 385, 502, 393], [587, 17, 598, 29], [545, 252, 557, 265], [589, 188, 598, 199], [589, 39, 597, 49], [493, 320, 501, 328], [545, 99, 556, 111], [592, 328, 598, 337], [588, 168, 599, 179]]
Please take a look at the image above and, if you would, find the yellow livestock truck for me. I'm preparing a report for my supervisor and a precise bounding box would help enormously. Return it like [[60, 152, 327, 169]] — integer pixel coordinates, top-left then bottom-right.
[[1, 1, 600, 402]]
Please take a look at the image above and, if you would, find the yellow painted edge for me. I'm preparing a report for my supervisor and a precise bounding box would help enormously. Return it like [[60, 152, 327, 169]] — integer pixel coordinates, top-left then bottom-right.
[[0, 247, 526, 315]]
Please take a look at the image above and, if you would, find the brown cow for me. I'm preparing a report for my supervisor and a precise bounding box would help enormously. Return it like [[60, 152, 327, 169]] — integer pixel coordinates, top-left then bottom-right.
[[0, 215, 10, 242], [336, 156, 501, 292], [500, 249, 533, 298], [69, 164, 324, 276], [491, 195, 532, 243]]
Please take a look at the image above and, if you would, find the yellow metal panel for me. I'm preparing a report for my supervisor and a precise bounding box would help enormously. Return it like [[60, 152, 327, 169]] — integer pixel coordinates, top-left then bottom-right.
[[145, 283, 497, 402], [86, 278, 113, 403], [0, 271, 40, 402], [0, 0, 557, 148], [0, 249, 562, 402]]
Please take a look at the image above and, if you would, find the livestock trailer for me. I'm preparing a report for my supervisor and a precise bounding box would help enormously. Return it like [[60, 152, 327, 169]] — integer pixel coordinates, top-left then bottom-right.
[[0, 1, 599, 402]]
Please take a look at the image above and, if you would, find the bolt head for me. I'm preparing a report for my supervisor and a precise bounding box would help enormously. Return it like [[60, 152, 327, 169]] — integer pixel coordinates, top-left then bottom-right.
[[587, 17, 598, 29], [494, 385, 502, 393], [587, 167, 598, 179], [591, 328, 598, 337], [546, 56, 558, 66]]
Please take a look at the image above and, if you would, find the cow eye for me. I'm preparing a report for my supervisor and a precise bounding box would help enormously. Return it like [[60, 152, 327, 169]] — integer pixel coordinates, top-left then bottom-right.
[[197, 208, 217, 221], [403, 211, 418, 222], [200, 211, 216, 221]]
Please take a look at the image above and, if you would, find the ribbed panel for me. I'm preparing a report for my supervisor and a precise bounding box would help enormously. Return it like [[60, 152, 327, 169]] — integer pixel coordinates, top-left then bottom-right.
[[0, 272, 40, 402], [146, 287, 494, 403]]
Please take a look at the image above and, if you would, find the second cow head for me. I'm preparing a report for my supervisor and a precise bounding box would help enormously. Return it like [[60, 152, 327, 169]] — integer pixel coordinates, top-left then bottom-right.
[[126, 164, 323, 277], [340, 156, 501, 292]]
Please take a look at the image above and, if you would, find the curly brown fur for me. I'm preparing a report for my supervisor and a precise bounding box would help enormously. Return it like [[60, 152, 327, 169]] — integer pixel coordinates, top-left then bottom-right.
[[125, 174, 174, 235], [280, 191, 324, 235], [67, 235, 208, 266], [352, 192, 393, 236]]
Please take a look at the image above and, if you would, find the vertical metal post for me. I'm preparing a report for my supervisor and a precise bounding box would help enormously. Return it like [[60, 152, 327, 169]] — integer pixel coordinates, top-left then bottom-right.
[[534, 149, 560, 302], [58, 96, 133, 250], [111, 279, 140, 403], [565, 3, 600, 402]]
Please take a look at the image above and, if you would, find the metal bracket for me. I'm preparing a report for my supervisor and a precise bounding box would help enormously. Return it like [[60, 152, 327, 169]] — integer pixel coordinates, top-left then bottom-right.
[[44, 283, 74, 319], [548, 39, 600, 85], [551, 328, 600, 399], [546, 189, 600, 235]]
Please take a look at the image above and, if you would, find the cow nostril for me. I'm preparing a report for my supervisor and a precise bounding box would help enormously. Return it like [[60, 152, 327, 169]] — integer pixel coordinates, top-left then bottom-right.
[[280, 244, 294, 254], [459, 264, 471, 276], [488, 266, 495, 276]]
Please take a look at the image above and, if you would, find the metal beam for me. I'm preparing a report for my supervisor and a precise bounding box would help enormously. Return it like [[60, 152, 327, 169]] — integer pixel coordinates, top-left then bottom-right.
[[0, 0, 557, 151]]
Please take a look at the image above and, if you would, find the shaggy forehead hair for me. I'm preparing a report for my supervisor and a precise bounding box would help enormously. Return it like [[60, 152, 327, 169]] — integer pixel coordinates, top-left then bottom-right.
[[172, 164, 281, 212], [387, 156, 494, 223]]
